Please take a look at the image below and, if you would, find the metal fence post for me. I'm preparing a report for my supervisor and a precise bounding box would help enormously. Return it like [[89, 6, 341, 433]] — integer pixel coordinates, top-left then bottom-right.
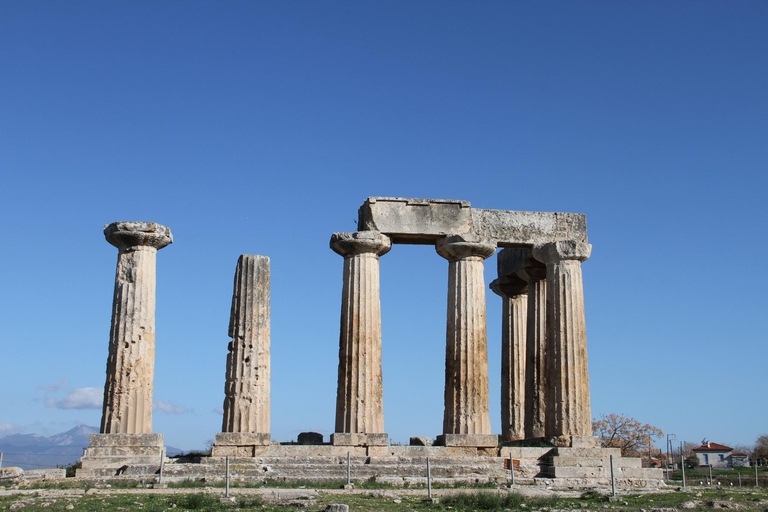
[[347, 451, 351, 486], [427, 457, 432, 499], [225, 455, 230, 498], [0, 452, 4, 469], [756, 461, 759, 487], [681, 454, 686, 488], [158, 450, 165, 484], [510, 456, 515, 486], [610, 454, 616, 497], [709, 465, 713, 485]]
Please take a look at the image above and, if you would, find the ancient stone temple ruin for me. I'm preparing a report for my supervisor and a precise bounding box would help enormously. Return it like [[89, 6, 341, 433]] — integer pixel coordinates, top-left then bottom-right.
[[79, 199, 664, 488]]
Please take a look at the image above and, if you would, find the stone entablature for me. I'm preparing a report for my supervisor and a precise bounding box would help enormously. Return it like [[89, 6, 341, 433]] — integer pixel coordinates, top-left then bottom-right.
[[357, 197, 587, 246]]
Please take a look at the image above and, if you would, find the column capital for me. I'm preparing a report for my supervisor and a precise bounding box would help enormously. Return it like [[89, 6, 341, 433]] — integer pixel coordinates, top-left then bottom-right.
[[104, 222, 173, 251], [516, 257, 547, 283], [490, 275, 528, 298], [533, 240, 591, 264], [330, 231, 391, 257], [436, 235, 496, 261]]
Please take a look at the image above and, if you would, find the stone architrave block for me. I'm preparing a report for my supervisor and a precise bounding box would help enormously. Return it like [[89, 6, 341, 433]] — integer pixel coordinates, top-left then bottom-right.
[[409, 437, 432, 446], [357, 197, 587, 246]]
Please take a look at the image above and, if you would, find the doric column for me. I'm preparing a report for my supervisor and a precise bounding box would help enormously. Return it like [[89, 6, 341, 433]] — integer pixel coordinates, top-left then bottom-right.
[[517, 257, 548, 439], [533, 240, 592, 439], [222, 255, 271, 434], [490, 275, 528, 442], [100, 222, 172, 435], [330, 231, 391, 445], [436, 235, 496, 442]]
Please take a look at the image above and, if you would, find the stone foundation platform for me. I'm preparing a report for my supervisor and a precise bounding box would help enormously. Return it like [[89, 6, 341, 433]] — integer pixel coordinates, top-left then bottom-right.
[[77, 439, 665, 489], [77, 433, 165, 478]]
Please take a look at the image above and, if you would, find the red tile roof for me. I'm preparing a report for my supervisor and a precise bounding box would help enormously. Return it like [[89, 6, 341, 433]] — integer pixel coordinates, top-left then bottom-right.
[[692, 442, 733, 452], [731, 452, 748, 457]]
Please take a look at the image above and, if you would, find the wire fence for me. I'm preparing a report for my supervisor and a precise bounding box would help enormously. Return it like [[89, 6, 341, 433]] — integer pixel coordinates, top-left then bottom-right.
[[667, 467, 767, 488]]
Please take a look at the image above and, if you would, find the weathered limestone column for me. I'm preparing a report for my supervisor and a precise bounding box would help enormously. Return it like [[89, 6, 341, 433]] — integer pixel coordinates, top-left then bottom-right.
[[489, 275, 528, 442], [79, 222, 171, 478], [330, 231, 391, 447], [517, 258, 548, 440], [101, 221, 172, 434], [213, 255, 271, 456], [533, 240, 593, 441], [436, 235, 497, 447]]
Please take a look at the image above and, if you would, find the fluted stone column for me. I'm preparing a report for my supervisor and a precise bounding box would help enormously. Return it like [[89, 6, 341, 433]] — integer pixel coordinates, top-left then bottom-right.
[[517, 258, 548, 440], [436, 235, 497, 447], [80, 222, 171, 478], [533, 240, 592, 441], [330, 231, 391, 447], [213, 255, 271, 455], [490, 276, 528, 442], [101, 222, 172, 435]]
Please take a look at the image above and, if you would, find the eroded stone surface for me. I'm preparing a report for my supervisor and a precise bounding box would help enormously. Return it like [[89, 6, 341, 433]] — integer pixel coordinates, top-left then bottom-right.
[[221, 255, 271, 436], [101, 222, 172, 435]]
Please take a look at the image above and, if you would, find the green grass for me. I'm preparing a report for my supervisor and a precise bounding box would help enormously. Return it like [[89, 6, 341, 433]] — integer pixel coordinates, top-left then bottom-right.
[[2, 481, 768, 511]]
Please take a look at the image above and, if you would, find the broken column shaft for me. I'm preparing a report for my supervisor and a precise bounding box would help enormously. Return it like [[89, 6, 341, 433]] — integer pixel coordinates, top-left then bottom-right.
[[222, 255, 271, 435], [212, 255, 272, 456]]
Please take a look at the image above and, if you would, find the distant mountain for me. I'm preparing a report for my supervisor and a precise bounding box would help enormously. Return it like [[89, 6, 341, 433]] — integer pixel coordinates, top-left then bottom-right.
[[0, 425, 183, 470]]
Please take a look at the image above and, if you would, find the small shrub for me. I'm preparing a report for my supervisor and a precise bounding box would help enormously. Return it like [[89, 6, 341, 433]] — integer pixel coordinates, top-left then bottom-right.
[[172, 493, 219, 510], [442, 491, 527, 510]]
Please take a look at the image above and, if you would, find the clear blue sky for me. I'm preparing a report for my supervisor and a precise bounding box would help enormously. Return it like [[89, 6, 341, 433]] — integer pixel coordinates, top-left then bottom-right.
[[1, 1, 766, 452]]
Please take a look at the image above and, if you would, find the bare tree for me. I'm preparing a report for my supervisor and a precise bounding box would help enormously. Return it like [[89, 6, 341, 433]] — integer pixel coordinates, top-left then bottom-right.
[[755, 435, 768, 465], [592, 413, 663, 457]]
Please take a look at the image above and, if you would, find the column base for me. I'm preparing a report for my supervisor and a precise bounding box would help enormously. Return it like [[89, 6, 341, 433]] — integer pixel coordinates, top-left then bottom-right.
[[77, 433, 165, 478], [211, 432, 271, 457], [330, 433, 389, 447], [567, 435, 601, 448], [500, 434, 526, 444], [435, 434, 498, 448]]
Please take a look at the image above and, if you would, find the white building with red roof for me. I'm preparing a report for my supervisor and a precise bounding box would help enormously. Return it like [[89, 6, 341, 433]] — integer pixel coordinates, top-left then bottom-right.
[[692, 442, 749, 468]]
